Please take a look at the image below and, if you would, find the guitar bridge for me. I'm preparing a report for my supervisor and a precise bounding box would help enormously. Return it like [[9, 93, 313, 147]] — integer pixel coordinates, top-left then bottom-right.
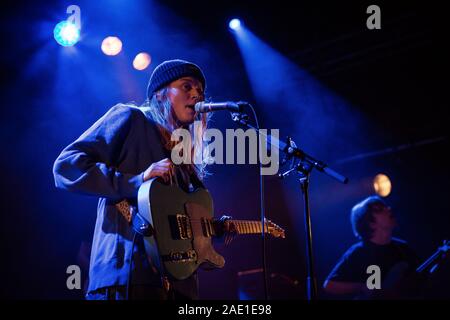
[[162, 249, 197, 263], [175, 214, 192, 240]]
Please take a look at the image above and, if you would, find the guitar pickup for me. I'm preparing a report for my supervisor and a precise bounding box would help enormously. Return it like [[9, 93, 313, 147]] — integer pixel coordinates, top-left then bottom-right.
[[174, 214, 192, 240], [201, 217, 215, 238]]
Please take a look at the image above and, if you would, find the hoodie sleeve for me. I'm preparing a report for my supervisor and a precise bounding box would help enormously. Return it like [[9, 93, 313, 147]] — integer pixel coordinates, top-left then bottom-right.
[[52, 104, 144, 201]]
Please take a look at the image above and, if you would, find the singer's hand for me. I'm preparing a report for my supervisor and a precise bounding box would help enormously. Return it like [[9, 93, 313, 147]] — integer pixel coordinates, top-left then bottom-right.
[[224, 221, 237, 245], [215, 215, 237, 245], [143, 158, 175, 183]]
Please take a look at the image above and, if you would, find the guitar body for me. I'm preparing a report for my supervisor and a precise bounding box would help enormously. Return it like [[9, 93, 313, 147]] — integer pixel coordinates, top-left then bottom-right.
[[355, 240, 449, 299], [356, 262, 415, 300], [137, 178, 225, 280]]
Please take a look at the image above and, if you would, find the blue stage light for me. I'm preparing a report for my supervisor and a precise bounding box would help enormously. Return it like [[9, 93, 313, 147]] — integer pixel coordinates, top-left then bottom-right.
[[229, 19, 241, 30], [53, 21, 80, 47]]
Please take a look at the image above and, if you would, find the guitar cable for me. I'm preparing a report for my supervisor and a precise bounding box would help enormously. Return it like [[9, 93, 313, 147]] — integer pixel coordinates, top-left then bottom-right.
[[126, 230, 138, 300]]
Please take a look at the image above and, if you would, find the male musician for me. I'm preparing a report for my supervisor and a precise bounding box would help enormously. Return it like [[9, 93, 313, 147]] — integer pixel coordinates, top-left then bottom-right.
[[323, 195, 423, 299], [53, 59, 232, 300]]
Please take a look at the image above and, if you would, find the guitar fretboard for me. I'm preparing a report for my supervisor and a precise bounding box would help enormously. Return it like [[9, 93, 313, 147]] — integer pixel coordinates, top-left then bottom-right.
[[229, 220, 268, 235]]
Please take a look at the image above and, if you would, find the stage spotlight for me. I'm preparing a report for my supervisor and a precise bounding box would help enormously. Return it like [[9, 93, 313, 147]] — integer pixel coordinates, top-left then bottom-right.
[[373, 173, 392, 197], [53, 21, 80, 47], [133, 52, 151, 70], [101, 36, 122, 56], [229, 18, 241, 30]]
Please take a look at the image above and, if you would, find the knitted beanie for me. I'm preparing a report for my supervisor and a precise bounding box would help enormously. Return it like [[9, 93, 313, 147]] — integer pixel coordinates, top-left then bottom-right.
[[146, 59, 206, 99]]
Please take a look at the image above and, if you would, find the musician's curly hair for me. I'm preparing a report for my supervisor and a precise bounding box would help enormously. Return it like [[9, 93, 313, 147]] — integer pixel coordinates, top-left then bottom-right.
[[350, 195, 388, 240]]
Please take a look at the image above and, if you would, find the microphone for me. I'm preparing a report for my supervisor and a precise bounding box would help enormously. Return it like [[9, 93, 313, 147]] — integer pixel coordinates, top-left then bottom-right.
[[194, 101, 247, 113]]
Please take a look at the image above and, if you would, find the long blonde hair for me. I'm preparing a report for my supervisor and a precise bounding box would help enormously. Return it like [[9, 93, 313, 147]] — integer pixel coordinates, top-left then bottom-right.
[[139, 87, 213, 179]]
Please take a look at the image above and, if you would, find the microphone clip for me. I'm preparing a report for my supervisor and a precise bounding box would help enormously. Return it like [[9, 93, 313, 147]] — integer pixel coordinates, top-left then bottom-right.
[[230, 111, 249, 123]]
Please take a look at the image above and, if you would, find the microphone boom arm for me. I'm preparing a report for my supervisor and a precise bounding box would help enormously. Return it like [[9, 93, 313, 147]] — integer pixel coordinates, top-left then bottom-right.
[[230, 112, 348, 184]]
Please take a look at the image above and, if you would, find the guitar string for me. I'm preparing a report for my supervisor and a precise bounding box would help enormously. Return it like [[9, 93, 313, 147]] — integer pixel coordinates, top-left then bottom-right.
[[183, 219, 268, 233], [186, 219, 266, 229]]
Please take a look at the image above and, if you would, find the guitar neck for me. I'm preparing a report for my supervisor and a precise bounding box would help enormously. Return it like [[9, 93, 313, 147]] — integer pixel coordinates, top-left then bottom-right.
[[416, 241, 449, 274], [416, 250, 444, 274], [229, 219, 268, 235]]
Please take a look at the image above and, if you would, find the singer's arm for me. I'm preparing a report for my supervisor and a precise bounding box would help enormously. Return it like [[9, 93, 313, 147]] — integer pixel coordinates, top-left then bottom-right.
[[53, 104, 144, 201]]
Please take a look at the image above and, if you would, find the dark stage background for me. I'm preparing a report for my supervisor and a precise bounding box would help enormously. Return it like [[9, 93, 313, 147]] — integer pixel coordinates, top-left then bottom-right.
[[0, 0, 448, 299]]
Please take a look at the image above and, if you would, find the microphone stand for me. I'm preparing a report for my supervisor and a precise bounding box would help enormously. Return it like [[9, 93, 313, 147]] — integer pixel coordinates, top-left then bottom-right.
[[230, 111, 348, 301]]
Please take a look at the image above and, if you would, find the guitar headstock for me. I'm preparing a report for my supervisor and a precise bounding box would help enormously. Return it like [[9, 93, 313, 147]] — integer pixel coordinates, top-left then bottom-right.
[[438, 240, 449, 253], [265, 218, 286, 238]]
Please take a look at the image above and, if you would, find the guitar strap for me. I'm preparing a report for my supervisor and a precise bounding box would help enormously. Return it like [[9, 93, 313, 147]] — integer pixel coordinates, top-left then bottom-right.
[[115, 200, 132, 223], [115, 199, 168, 291], [115, 199, 152, 236], [190, 171, 205, 189]]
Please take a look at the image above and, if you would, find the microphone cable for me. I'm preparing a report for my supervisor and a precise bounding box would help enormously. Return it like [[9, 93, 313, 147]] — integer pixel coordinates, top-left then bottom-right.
[[246, 103, 270, 300]]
